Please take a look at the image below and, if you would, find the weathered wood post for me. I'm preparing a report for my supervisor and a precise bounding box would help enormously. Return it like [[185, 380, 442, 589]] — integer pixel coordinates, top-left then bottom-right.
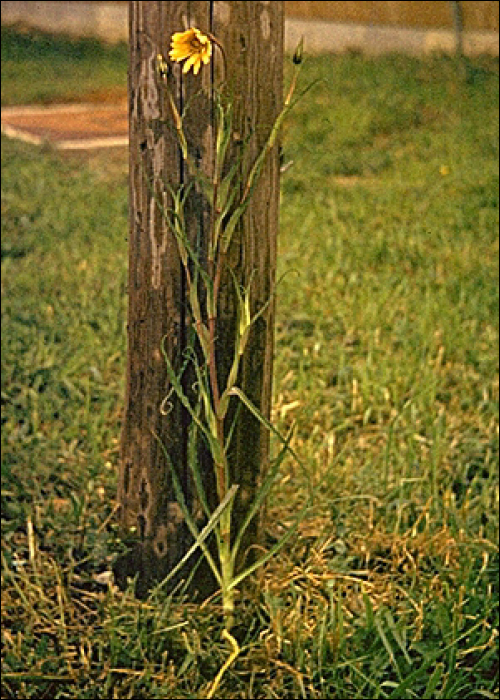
[[116, 1, 283, 598]]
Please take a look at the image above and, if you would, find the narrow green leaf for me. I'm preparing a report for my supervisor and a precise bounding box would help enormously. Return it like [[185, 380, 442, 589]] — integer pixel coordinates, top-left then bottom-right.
[[214, 97, 233, 181], [216, 139, 247, 204], [224, 401, 242, 453], [386, 658, 436, 700], [191, 357, 221, 457], [423, 663, 444, 699], [227, 498, 309, 593], [160, 340, 220, 459], [220, 203, 246, 254], [154, 431, 220, 584], [229, 386, 313, 496], [230, 426, 294, 563], [336, 595, 345, 651], [385, 610, 412, 666], [375, 615, 402, 680], [152, 431, 240, 588], [187, 420, 211, 521], [165, 482, 237, 586]]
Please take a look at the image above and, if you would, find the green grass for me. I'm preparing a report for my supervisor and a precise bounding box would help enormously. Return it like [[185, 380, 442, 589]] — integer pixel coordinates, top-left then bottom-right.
[[1, 24, 128, 104], [2, 29, 499, 699]]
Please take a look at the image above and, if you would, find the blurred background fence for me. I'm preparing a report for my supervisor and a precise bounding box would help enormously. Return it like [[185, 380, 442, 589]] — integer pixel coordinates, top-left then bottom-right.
[[1, 1, 498, 54]]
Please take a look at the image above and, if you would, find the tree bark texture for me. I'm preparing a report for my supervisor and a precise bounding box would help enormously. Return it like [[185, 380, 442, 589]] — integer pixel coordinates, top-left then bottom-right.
[[116, 1, 283, 598]]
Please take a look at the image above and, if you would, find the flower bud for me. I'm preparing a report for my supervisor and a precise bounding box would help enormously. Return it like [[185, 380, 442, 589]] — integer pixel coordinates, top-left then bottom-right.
[[293, 38, 304, 65]]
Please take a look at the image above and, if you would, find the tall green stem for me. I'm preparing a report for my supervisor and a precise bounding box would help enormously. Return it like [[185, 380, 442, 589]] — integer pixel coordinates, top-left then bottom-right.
[[156, 40, 305, 630]]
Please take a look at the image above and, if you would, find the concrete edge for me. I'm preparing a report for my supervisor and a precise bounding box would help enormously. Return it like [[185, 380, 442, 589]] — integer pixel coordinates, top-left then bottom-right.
[[57, 136, 128, 150], [1, 116, 129, 150], [1, 103, 127, 116], [1, 122, 44, 146], [285, 18, 499, 56]]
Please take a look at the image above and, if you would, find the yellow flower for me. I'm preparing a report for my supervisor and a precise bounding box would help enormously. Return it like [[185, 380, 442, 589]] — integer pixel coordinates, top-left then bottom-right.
[[169, 28, 212, 75]]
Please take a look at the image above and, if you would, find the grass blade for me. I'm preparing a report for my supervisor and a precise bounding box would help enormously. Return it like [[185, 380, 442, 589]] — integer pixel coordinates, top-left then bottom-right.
[[187, 420, 212, 522], [227, 498, 310, 593], [375, 614, 402, 680], [153, 430, 227, 587], [229, 386, 313, 496], [160, 340, 222, 462], [385, 610, 412, 666], [423, 662, 444, 699], [230, 426, 295, 564], [158, 483, 239, 591]]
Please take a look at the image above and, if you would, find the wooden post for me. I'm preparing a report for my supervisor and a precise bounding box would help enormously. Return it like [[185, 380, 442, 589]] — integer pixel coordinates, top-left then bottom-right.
[[116, 1, 283, 598]]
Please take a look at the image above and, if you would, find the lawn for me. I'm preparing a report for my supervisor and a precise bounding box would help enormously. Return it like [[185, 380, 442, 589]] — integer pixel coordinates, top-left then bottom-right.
[[1, 27, 499, 699]]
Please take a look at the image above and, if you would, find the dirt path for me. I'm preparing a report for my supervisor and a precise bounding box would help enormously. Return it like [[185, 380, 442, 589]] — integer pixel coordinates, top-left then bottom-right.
[[1, 100, 128, 150]]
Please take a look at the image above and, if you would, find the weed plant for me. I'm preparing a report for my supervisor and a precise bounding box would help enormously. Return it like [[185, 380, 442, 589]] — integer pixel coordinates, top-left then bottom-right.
[[1, 29, 498, 699]]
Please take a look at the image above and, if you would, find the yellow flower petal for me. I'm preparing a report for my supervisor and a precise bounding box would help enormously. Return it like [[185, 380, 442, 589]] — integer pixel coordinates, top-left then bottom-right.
[[169, 27, 212, 75]]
